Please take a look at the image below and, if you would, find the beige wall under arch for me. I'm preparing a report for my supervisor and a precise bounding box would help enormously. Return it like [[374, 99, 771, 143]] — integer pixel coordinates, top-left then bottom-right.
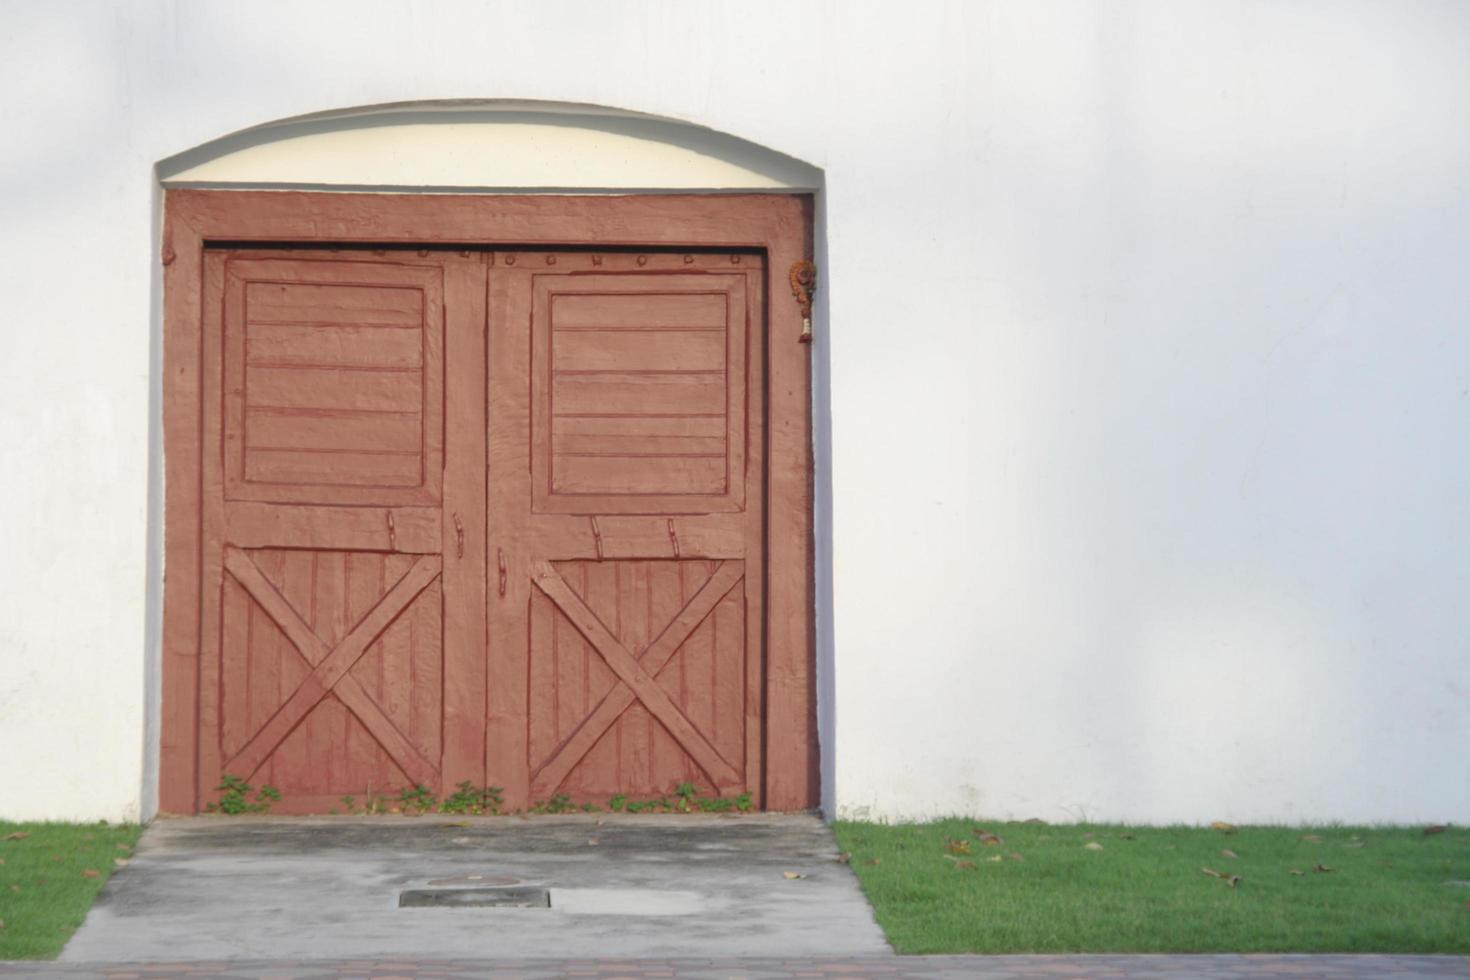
[[158, 100, 824, 191]]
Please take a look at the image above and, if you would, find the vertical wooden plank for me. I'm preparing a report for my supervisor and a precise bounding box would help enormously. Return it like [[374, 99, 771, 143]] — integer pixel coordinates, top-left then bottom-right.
[[195, 252, 228, 804], [441, 253, 487, 793], [527, 591, 556, 777], [679, 561, 715, 789], [409, 569, 443, 780], [712, 584, 747, 776], [647, 560, 688, 789], [270, 550, 310, 791], [556, 580, 586, 747], [741, 265, 769, 805], [219, 576, 249, 760], [160, 201, 203, 813], [345, 552, 382, 791], [764, 204, 818, 809], [576, 561, 618, 794], [618, 562, 653, 792], [578, 560, 622, 790], [486, 259, 530, 808]]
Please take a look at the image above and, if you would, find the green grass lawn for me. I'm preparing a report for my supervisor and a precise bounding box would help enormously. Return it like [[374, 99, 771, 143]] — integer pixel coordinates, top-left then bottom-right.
[[0, 821, 143, 959], [834, 820, 1470, 954]]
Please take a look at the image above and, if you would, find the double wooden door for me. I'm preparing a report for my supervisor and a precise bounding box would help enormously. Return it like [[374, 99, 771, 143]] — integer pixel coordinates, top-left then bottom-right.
[[197, 247, 765, 812]]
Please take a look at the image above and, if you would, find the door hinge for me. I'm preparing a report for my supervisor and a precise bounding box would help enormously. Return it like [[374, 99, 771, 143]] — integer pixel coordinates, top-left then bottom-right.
[[789, 260, 816, 343]]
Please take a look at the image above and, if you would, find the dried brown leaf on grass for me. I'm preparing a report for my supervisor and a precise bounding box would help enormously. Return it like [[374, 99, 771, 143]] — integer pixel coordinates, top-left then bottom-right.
[[1084, 841, 1105, 851], [3, 832, 28, 841], [1423, 825, 1447, 835], [1210, 821, 1236, 833], [80, 869, 100, 879], [1221, 848, 1239, 859], [945, 838, 972, 855]]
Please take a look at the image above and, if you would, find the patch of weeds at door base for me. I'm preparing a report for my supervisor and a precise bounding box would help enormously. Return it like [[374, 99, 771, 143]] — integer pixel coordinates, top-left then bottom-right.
[[329, 780, 753, 817], [606, 782, 754, 814], [204, 774, 281, 815]]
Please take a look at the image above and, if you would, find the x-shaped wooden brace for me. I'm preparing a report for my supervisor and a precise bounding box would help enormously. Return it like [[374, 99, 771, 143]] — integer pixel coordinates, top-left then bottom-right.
[[222, 546, 441, 788], [530, 559, 746, 797]]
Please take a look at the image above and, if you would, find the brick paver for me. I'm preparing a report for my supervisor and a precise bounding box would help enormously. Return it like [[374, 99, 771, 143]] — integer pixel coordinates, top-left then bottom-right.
[[1, 956, 1466, 979]]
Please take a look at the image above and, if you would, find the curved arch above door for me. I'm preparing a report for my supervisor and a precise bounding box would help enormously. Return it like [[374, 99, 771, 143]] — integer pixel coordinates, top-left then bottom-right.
[[158, 100, 823, 192]]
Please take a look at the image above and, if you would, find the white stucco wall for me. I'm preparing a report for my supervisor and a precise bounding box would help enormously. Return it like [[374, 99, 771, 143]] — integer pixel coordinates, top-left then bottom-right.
[[1, 1, 1467, 824]]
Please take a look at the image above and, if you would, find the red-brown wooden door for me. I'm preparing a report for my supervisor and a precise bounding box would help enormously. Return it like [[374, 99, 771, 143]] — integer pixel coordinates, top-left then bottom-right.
[[487, 251, 767, 810], [197, 250, 486, 812]]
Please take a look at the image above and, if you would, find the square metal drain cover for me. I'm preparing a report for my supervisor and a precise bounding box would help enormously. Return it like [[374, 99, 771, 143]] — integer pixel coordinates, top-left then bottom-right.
[[399, 886, 551, 909]]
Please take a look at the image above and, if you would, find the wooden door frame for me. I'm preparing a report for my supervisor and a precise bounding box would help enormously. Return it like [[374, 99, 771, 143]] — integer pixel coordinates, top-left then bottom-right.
[[159, 189, 818, 813]]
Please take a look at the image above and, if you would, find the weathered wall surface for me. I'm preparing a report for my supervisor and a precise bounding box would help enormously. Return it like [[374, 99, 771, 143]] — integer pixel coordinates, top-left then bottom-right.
[[1, 1, 1467, 823]]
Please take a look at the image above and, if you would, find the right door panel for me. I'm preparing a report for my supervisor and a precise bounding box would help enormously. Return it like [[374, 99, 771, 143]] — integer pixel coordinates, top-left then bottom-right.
[[487, 251, 766, 809]]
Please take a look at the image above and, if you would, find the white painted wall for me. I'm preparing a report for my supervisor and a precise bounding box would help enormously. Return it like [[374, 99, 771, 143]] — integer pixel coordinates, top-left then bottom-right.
[[1, 1, 1467, 824]]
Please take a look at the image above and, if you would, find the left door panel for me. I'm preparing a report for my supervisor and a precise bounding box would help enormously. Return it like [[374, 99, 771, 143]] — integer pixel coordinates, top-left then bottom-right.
[[196, 250, 485, 813]]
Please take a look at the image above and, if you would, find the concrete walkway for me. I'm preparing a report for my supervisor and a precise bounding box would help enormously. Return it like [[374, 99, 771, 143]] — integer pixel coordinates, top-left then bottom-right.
[[7, 955, 1469, 978], [59, 815, 891, 962]]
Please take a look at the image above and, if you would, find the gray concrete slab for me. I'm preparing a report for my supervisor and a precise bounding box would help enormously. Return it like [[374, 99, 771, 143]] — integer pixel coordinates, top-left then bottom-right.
[[60, 814, 891, 962]]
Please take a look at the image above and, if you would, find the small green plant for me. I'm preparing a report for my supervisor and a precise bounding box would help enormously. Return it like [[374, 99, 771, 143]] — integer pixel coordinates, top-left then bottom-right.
[[608, 793, 628, 812], [340, 794, 357, 811], [396, 783, 438, 815], [205, 774, 281, 815], [439, 781, 504, 815], [530, 793, 576, 814]]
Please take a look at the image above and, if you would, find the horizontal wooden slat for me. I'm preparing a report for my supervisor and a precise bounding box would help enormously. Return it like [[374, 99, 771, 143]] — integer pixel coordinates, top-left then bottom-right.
[[552, 330, 724, 372], [553, 432, 725, 456], [245, 281, 423, 325], [553, 414, 725, 438], [246, 366, 423, 413], [527, 514, 744, 558], [245, 410, 422, 454], [550, 291, 727, 328], [551, 454, 726, 494], [246, 322, 423, 368], [225, 502, 440, 552], [552, 374, 725, 415], [244, 448, 423, 487]]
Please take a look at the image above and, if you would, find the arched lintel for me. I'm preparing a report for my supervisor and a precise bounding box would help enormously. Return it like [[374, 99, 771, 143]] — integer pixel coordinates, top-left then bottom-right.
[[157, 100, 823, 192]]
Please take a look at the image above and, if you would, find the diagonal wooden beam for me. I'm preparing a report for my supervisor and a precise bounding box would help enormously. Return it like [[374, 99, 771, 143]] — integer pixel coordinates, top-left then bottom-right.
[[333, 675, 438, 788], [224, 551, 442, 782], [529, 559, 742, 792], [222, 548, 330, 666], [532, 560, 745, 797]]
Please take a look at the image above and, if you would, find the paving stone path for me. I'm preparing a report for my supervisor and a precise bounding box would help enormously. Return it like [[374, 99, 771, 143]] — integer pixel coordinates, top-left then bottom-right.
[[3, 955, 1467, 979]]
